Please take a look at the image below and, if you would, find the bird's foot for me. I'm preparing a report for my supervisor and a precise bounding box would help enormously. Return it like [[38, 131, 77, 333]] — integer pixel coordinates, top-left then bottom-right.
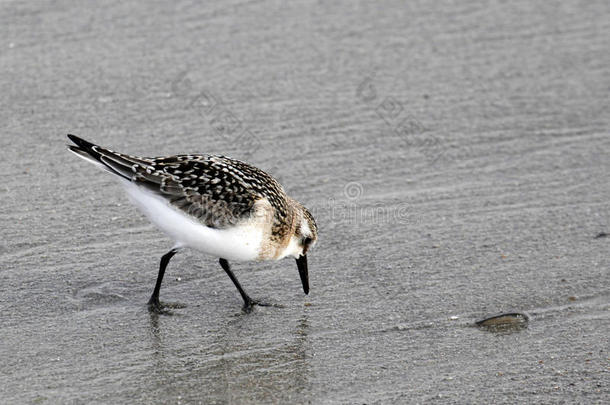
[[242, 298, 284, 313], [147, 298, 187, 314]]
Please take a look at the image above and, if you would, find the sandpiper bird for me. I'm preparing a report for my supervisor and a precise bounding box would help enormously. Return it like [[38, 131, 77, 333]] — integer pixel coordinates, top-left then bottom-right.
[[67, 134, 317, 312]]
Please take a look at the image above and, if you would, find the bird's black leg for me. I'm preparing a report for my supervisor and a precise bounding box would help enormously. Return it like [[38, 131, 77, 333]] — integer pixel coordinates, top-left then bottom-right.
[[219, 258, 270, 311], [148, 248, 179, 312], [219, 258, 252, 308]]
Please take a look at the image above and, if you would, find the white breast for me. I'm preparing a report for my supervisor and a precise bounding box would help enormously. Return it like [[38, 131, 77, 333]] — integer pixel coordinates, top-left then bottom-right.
[[121, 181, 263, 261]]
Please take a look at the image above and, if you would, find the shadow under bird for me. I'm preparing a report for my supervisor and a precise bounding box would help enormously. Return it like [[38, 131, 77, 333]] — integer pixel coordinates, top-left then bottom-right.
[[67, 134, 318, 312]]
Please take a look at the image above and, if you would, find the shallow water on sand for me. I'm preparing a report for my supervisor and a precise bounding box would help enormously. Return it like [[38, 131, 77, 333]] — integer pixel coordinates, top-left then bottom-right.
[[1, 1, 609, 403]]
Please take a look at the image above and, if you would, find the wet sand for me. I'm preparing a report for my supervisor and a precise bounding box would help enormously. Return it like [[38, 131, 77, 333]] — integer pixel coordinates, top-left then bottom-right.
[[1, 1, 609, 403]]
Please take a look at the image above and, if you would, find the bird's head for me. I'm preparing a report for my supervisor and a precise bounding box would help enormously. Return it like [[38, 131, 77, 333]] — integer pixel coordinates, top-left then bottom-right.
[[296, 205, 318, 256], [289, 204, 317, 295]]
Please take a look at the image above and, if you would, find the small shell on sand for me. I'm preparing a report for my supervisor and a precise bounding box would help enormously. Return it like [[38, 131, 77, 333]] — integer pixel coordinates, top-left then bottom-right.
[[475, 312, 529, 329]]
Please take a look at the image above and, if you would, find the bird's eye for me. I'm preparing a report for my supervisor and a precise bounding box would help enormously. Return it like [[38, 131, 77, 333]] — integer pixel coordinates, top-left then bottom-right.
[[301, 237, 312, 254]]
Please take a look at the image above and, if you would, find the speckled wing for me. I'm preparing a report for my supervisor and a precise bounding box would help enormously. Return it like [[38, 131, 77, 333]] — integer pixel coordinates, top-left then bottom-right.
[[144, 154, 290, 229], [68, 135, 289, 229]]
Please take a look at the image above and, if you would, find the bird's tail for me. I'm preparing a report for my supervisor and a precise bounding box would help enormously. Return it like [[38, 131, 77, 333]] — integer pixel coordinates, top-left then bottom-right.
[[67, 134, 184, 196], [67, 134, 148, 181]]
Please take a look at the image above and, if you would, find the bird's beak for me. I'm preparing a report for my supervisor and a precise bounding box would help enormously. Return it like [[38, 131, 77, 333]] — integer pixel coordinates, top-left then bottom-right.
[[296, 255, 309, 295]]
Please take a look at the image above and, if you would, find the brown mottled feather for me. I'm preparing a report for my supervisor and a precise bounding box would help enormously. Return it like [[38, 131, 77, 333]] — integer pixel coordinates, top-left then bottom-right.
[[87, 145, 290, 235]]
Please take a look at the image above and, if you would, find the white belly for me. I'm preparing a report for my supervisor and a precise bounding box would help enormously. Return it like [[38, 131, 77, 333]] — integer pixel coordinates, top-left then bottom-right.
[[121, 181, 263, 261]]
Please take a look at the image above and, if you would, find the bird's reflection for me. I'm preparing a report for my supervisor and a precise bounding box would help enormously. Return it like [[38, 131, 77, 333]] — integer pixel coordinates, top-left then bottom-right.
[[147, 310, 168, 378], [213, 312, 312, 403], [146, 308, 312, 403]]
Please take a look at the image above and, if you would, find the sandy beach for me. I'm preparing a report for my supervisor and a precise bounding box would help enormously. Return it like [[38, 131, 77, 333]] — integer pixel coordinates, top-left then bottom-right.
[[1, 1, 608, 403]]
